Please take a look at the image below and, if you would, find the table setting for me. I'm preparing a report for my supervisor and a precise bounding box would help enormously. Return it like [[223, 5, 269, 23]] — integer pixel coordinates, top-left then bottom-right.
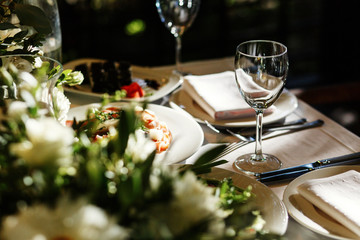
[[1, 1, 360, 240], [62, 45, 360, 239]]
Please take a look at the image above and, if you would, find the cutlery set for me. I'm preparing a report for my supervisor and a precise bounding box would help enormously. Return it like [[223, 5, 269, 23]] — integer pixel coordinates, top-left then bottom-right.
[[209, 118, 324, 161], [170, 100, 360, 183], [203, 118, 360, 183], [226, 119, 324, 142]]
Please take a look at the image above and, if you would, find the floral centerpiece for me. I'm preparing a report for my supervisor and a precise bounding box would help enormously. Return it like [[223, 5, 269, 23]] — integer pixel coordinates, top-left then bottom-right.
[[0, 2, 283, 240], [0, 56, 283, 239]]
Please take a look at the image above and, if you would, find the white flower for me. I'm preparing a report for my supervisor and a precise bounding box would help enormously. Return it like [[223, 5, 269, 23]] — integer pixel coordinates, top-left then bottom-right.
[[33, 56, 43, 69], [0, 197, 128, 240], [148, 164, 175, 192], [50, 87, 71, 125], [10, 118, 74, 167], [169, 171, 227, 235], [17, 72, 39, 90], [8, 58, 33, 73], [7, 101, 28, 120], [68, 71, 84, 86], [149, 171, 228, 236], [125, 129, 156, 163]]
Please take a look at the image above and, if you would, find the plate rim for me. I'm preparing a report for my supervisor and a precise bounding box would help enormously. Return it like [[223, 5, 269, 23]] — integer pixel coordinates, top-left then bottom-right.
[[63, 58, 182, 102], [283, 165, 360, 240], [169, 88, 298, 127], [67, 102, 204, 164]]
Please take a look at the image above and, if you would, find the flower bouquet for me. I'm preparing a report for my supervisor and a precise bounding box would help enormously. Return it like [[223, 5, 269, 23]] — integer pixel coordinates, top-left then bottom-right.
[[0, 2, 282, 240], [0, 55, 285, 239]]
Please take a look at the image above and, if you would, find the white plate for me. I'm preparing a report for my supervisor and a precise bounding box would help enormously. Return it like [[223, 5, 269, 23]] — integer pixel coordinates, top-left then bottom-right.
[[63, 58, 182, 102], [169, 88, 298, 127], [199, 167, 288, 235], [283, 165, 360, 239], [67, 103, 204, 164]]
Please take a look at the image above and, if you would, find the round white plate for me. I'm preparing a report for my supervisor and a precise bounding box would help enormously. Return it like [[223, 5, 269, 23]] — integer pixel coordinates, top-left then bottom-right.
[[63, 58, 182, 102], [199, 167, 288, 235], [283, 165, 360, 240], [169, 88, 298, 127], [67, 103, 204, 164]]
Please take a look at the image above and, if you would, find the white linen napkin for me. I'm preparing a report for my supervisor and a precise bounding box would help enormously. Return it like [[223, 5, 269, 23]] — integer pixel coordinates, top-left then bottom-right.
[[183, 71, 255, 120], [297, 170, 360, 237]]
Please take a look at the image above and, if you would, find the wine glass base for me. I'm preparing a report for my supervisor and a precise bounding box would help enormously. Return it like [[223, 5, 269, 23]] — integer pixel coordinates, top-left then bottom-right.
[[234, 153, 282, 175]]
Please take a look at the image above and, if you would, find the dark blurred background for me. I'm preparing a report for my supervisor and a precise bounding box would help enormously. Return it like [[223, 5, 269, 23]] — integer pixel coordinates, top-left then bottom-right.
[[57, 0, 360, 135]]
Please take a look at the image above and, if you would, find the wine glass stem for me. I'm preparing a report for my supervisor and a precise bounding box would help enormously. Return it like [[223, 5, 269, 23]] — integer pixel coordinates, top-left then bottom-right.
[[175, 36, 182, 72], [254, 109, 265, 161]]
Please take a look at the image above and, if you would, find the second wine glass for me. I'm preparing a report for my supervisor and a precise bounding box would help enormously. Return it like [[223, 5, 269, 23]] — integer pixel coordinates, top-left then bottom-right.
[[156, 0, 200, 74], [234, 40, 289, 174]]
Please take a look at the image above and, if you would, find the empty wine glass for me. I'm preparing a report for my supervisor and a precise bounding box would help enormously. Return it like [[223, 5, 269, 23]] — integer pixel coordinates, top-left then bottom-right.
[[156, 0, 200, 74], [234, 40, 289, 174]]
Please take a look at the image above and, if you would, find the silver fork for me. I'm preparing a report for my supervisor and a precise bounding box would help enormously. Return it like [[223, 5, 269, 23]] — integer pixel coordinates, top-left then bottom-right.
[[204, 121, 255, 161], [204, 120, 255, 142], [211, 140, 252, 161], [209, 119, 324, 161], [226, 119, 324, 141]]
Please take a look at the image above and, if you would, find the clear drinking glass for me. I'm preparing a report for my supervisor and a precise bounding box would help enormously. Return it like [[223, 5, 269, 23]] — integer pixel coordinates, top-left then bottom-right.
[[0, 54, 63, 115], [22, 0, 63, 62], [234, 40, 289, 174], [156, 0, 200, 73]]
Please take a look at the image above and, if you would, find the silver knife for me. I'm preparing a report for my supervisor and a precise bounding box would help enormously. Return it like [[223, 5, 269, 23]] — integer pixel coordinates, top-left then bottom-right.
[[257, 152, 360, 184], [228, 119, 324, 141]]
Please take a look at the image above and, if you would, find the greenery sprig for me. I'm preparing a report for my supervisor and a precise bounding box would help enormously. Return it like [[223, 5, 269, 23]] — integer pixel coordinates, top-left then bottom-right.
[[0, 0, 52, 55]]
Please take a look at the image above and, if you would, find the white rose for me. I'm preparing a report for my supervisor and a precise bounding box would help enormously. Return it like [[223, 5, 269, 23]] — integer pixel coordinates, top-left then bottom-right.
[[10, 58, 33, 72], [165, 171, 228, 235], [0, 197, 128, 240], [33, 56, 43, 68], [17, 72, 51, 110], [7, 101, 28, 120], [69, 71, 84, 86], [125, 129, 156, 163], [17, 72, 39, 91], [47, 87, 71, 125], [10, 118, 74, 166]]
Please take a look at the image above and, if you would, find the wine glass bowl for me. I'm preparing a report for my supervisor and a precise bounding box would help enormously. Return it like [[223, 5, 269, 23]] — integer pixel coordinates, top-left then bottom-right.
[[0, 54, 63, 116], [234, 40, 289, 174], [156, 0, 201, 73], [22, 0, 63, 61]]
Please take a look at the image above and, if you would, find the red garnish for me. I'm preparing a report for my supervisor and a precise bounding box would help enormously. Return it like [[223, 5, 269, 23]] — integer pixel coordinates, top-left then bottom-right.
[[121, 82, 145, 98], [65, 120, 73, 127]]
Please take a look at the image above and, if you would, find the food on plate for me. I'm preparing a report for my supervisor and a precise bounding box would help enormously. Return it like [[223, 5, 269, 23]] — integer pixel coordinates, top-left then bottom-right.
[[74, 61, 132, 93], [121, 82, 145, 98], [141, 108, 172, 153], [66, 106, 172, 153], [71, 60, 163, 98]]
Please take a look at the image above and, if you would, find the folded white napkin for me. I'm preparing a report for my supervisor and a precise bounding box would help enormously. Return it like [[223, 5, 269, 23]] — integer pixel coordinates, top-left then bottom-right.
[[183, 71, 255, 120], [297, 170, 360, 237]]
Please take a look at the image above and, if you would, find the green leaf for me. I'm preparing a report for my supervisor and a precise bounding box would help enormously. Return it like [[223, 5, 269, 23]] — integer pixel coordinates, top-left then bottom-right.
[[13, 30, 29, 42], [0, 22, 18, 30], [115, 110, 130, 156], [193, 144, 227, 166], [191, 160, 228, 175], [14, 3, 52, 34], [132, 168, 143, 199]]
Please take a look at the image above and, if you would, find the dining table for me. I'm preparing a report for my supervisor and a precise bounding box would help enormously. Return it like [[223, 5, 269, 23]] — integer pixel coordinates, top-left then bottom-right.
[[65, 57, 360, 240]]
